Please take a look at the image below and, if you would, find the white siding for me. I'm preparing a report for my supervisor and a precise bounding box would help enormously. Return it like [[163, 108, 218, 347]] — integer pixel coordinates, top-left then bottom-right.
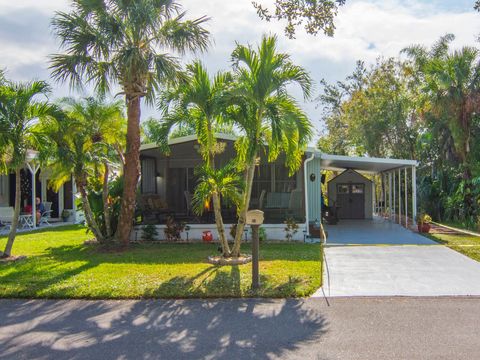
[[306, 158, 322, 224]]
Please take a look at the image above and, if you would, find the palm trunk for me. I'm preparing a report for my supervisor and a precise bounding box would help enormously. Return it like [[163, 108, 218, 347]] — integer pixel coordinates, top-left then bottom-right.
[[116, 95, 141, 246], [2, 168, 21, 257], [212, 192, 230, 256], [232, 161, 256, 257], [76, 176, 104, 243], [103, 162, 112, 238]]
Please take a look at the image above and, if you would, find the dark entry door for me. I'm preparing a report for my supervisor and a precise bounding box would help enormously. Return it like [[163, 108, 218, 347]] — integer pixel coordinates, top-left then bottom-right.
[[336, 183, 365, 219]]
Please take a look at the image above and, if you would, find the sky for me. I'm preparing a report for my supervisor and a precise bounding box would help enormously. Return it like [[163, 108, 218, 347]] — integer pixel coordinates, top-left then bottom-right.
[[0, 0, 479, 140]]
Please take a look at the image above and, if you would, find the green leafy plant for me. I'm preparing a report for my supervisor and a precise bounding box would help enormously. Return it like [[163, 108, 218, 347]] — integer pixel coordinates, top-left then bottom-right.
[[141, 224, 159, 242], [164, 217, 186, 242], [259, 227, 267, 242], [284, 217, 299, 241], [417, 213, 432, 226]]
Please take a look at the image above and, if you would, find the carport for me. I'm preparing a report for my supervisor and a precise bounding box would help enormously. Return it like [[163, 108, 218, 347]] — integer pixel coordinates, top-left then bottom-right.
[[304, 152, 418, 237]]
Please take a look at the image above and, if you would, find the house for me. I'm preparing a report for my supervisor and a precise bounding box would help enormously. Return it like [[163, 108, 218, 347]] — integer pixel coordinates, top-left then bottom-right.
[[0, 150, 77, 228], [133, 134, 419, 242]]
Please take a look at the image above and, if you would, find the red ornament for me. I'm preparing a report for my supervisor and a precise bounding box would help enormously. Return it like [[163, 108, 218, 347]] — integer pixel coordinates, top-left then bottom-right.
[[202, 230, 213, 243]]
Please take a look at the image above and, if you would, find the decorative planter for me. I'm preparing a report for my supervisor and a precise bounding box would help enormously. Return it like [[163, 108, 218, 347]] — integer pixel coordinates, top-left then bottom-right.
[[202, 230, 213, 243], [417, 223, 431, 233]]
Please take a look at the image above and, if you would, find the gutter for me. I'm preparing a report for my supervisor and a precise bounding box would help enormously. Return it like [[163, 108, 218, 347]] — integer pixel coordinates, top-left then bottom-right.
[[303, 152, 315, 236]]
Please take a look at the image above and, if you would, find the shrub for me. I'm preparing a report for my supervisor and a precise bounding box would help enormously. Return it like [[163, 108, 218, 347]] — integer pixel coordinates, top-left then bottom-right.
[[284, 217, 299, 241], [164, 217, 186, 242], [141, 224, 158, 241]]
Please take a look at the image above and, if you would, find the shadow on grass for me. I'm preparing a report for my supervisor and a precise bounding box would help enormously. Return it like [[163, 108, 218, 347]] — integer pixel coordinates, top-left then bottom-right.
[[0, 297, 328, 359]]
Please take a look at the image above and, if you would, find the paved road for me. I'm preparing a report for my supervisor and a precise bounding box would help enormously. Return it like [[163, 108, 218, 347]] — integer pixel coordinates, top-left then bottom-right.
[[1, 298, 480, 360]]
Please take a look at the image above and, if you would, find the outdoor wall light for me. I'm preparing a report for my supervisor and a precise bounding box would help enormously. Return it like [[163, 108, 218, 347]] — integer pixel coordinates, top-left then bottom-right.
[[310, 173, 316, 182]]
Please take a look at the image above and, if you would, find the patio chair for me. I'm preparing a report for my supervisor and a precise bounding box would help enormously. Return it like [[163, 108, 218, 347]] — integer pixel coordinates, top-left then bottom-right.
[[286, 189, 303, 221], [258, 190, 266, 210], [39, 202, 53, 226]]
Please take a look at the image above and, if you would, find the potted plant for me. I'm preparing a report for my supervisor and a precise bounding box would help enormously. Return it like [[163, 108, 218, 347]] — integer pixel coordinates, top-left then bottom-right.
[[417, 213, 432, 233], [61, 209, 71, 222]]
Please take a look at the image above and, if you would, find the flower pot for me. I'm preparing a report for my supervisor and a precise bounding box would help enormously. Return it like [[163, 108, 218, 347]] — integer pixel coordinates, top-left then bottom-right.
[[417, 223, 431, 233]]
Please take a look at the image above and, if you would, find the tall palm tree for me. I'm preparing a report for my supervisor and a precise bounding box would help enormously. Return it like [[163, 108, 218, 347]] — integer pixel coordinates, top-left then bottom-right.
[[40, 97, 126, 243], [0, 79, 52, 258], [229, 35, 313, 256], [50, 0, 210, 246], [154, 61, 236, 255], [403, 34, 480, 217]]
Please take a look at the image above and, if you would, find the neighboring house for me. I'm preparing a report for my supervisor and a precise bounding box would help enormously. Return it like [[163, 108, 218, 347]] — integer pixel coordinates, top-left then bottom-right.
[[134, 134, 419, 241], [0, 151, 77, 226]]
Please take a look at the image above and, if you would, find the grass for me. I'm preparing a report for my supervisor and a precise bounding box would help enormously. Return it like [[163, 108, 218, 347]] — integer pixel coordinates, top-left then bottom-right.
[[440, 220, 480, 233], [0, 225, 322, 299], [428, 232, 480, 263]]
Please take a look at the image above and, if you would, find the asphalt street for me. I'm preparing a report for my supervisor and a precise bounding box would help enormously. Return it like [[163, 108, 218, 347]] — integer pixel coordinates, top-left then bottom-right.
[[1, 297, 480, 359]]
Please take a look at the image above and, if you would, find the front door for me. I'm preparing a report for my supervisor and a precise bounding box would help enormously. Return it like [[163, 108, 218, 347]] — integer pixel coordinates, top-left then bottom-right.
[[336, 183, 365, 219]]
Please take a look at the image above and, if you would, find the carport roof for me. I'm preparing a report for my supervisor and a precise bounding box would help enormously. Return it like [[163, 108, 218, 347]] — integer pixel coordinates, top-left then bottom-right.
[[315, 153, 418, 174]]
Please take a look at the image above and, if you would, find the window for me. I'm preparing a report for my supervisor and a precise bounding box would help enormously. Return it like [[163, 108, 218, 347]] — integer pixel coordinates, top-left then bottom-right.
[[352, 184, 364, 194], [337, 184, 349, 194]]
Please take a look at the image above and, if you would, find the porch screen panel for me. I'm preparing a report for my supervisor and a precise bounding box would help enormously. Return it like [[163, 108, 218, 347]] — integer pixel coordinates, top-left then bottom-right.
[[141, 158, 156, 194]]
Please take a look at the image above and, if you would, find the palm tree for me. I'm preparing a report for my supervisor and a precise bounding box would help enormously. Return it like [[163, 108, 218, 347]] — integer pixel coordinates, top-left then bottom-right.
[[154, 61, 236, 255], [191, 163, 243, 252], [40, 97, 126, 243], [50, 0, 210, 246], [403, 34, 480, 218], [0, 78, 52, 258], [228, 35, 313, 256]]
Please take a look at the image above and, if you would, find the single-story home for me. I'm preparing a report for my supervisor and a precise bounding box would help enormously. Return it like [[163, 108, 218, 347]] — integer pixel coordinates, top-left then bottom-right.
[[133, 134, 418, 241], [0, 150, 77, 228]]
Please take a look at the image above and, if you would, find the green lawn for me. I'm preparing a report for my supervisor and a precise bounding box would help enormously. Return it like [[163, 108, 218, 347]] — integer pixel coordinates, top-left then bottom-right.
[[0, 225, 322, 299], [428, 232, 480, 263]]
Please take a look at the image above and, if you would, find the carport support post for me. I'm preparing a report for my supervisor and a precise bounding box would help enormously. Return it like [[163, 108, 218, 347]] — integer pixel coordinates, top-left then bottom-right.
[[388, 172, 392, 220], [398, 169, 401, 224], [404, 168, 408, 228], [393, 171, 396, 222], [412, 166, 417, 223]]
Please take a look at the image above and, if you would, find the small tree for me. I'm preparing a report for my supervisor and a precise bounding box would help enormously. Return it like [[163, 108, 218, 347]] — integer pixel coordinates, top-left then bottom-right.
[[0, 77, 52, 257]]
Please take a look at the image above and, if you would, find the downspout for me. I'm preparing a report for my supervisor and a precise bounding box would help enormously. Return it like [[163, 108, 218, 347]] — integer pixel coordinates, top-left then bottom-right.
[[304, 152, 315, 236]]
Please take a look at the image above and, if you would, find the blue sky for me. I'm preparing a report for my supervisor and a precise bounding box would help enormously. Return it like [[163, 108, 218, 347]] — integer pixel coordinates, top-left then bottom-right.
[[0, 0, 478, 139]]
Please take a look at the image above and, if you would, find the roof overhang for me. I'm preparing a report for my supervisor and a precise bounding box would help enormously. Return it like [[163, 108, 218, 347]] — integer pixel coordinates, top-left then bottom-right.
[[140, 133, 237, 151], [317, 153, 418, 174]]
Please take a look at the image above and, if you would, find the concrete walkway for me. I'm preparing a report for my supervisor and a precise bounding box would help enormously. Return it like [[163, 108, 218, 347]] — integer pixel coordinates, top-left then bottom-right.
[[1, 298, 480, 360], [313, 217, 480, 297]]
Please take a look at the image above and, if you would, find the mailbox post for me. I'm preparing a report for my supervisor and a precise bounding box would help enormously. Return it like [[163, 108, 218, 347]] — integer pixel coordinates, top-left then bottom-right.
[[246, 210, 264, 290]]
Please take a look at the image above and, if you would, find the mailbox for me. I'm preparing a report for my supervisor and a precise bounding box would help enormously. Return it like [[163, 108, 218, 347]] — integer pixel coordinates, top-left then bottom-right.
[[246, 210, 264, 225]]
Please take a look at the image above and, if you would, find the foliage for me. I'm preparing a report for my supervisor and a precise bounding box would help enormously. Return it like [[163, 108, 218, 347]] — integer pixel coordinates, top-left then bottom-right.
[[228, 34, 313, 256], [61, 209, 71, 219], [154, 60, 240, 256], [0, 225, 322, 298], [253, 0, 346, 39], [318, 35, 480, 226], [0, 74, 53, 257], [141, 224, 159, 241], [284, 217, 299, 241], [39, 97, 126, 244], [50, 0, 210, 245], [164, 217, 186, 242], [416, 213, 432, 225], [258, 227, 267, 242]]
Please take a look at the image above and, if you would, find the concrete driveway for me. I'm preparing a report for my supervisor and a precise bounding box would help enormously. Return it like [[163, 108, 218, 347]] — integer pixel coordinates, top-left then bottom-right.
[[313, 218, 480, 297]]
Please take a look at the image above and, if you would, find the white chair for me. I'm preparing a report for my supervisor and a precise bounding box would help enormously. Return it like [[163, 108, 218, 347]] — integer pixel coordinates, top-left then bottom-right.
[[0, 207, 14, 234], [287, 189, 303, 220], [39, 202, 53, 226], [258, 190, 266, 210]]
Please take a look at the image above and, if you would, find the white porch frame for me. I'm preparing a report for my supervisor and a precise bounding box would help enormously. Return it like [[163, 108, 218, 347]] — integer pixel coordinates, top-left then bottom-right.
[[313, 153, 418, 228]]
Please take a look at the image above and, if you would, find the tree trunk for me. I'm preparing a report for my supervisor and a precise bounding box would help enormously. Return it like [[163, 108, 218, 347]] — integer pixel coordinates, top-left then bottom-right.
[[76, 176, 104, 243], [212, 192, 231, 256], [232, 161, 256, 257], [103, 162, 112, 238], [115, 95, 141, 246], [2, 168, 21, 257]]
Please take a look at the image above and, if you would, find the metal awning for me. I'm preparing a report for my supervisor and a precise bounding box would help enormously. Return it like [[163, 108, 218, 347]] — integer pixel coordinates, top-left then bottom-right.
[[318, 153, 418, 174]]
